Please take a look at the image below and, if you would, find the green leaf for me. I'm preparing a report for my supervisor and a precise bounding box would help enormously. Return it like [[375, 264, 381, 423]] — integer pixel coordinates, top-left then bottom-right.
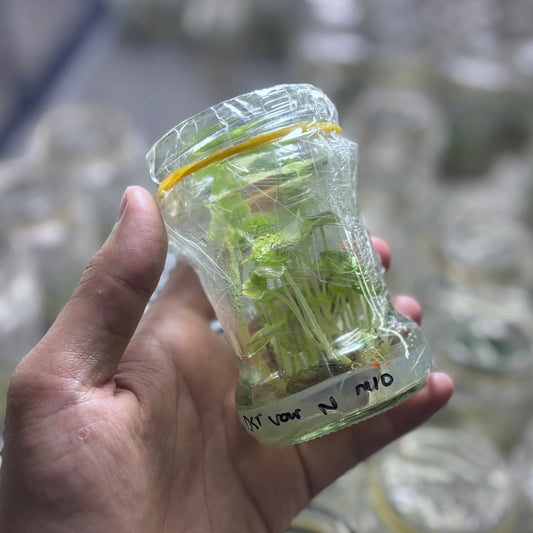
[[251, 265, 286, 280], [247, 233, 294, 265], [241, 212, 279, 238], [249, 318, 290, 353], [216, 192, 251, 220], [210, 166, 242, 196], [208, 191, 251, 243], [301, 211, 339, 238], [242, 265, 286, 299], [319, 250, 365, 293], [277, 180, 316, 213], [320, 250, 357, 274], [242, 276, 267, 299]]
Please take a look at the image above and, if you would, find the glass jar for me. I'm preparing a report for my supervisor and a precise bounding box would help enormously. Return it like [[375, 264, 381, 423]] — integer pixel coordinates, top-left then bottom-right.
[[423, 190, 533, 452], [511, 419, 533, 532], [147, 84, 432, 446], [32, 103, 146, 243], [342, 86, 446, 295], [0, 156, 98, 328], [288, 504, 356, 533], [426, 283, 533, 452], [0, 226, 43, 366], [314, 427, 519, 533], [287, 0, 371, 109], [0, 224, 44, 423]]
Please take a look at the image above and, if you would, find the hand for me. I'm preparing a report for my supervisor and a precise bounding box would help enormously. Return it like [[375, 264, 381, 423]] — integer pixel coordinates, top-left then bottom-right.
[[0, 187, 453, 533]]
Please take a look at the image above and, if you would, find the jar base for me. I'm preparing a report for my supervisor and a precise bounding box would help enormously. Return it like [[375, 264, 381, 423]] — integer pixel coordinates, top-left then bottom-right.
[[289, 379, 426, 445], [237, 347, 431, 446]]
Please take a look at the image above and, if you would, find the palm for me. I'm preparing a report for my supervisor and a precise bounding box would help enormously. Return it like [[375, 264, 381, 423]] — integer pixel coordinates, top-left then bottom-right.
[[0, 187, 452, 533], [134, 286, 449, 532], [135, 297, 310, 532]]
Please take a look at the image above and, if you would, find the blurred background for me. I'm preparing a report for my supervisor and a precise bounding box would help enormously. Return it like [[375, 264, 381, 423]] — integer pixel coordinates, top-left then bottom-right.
[[1, 0, 533, 531]]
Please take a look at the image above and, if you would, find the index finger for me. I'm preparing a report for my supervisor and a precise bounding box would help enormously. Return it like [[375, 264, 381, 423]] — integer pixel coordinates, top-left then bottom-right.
[[371, 236, 391, 271]]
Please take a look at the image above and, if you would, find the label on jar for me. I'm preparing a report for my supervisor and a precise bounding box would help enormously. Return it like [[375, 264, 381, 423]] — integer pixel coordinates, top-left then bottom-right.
[[237, 361, 402, 445]]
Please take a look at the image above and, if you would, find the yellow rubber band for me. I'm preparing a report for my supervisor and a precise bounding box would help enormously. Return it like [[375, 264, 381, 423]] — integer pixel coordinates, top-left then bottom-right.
[[369, 475, 422, 533], [157, 121, 342, 199]]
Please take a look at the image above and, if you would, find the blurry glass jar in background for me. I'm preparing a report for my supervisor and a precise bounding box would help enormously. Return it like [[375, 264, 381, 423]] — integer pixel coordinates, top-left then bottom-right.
[[411, 0, 531, 178], [424, 187, 533, 452], [432, 186, 533, 288], [513, 136, 533, 242], [104, 0, 185, 41], [436, 56, 528, 177], [432, 15, 529, 178], [481, 152, 533, 268], [0, 156, 98, 328], [342, 86, 446, 294], [363, 0, 437, 92], [31, 103, 146, 243], [179, 0, 257, 95], [287, 0, 372, 110], [427, 284, 533, 452], [314, 427, 519, 533], [288, 504, 356, 533], [180, 0, 252, 45], [513, 37, 533, 138], [511, 419, 533, 533], [0, 221, 43, 422]]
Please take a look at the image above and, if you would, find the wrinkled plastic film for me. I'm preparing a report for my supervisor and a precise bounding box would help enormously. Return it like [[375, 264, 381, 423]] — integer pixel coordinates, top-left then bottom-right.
[[149, 84, 431, 445], [147, 84, 338, 185]]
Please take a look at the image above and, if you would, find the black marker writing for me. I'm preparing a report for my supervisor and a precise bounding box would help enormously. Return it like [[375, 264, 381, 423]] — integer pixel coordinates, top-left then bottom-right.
[[268, 409, 302, 426], [355, 372, 394, 396], [318, 395, 338, 415], [242, 414, 263, 432]]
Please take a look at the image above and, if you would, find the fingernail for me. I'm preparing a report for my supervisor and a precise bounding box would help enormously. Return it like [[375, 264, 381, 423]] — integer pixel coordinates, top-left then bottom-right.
[[117, 189, 129, 221]]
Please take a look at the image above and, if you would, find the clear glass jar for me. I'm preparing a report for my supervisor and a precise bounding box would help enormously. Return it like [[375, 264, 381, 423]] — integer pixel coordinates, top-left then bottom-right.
[[0, 156, 98, 328], [32, 103, 146, 243], [511, 419, 533, 532], [342, 86, 446, 295], [147, 84, 432, 446], [424, 192, 533, 452], [288, 504, 356, 533], [0, 227, 43, 367], [315, 427, 519, 533], [286, 0, 371, 108], [426, 283, 533, 452], [435, 53, 527, 178], [0, 223, 44, 425]]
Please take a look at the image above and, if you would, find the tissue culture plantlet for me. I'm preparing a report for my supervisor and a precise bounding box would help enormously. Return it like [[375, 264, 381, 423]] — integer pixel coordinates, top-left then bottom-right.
[[195, 144, 394, 403]]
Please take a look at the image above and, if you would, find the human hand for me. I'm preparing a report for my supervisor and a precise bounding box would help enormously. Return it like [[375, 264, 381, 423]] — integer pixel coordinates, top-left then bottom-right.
[[0, 186, 453, 533]]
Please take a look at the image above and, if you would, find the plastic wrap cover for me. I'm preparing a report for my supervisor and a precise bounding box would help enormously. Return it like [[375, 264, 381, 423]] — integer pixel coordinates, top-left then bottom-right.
[[146, 83, 339, 184]]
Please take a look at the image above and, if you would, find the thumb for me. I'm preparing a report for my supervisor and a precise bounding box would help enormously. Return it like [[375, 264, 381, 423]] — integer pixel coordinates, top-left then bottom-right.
[[23, 186, 168, 387]]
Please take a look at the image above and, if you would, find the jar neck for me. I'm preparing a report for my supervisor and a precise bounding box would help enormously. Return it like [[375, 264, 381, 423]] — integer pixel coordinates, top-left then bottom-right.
[[146, 84, 339, 187]]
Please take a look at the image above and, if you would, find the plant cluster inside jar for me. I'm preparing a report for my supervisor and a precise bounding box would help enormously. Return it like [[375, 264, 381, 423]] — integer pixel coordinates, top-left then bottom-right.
[[187, 139, 398, 402]]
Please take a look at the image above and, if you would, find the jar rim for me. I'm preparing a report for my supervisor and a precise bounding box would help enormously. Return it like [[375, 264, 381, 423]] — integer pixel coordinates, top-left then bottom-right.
[[146, 83, 338, 185]]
